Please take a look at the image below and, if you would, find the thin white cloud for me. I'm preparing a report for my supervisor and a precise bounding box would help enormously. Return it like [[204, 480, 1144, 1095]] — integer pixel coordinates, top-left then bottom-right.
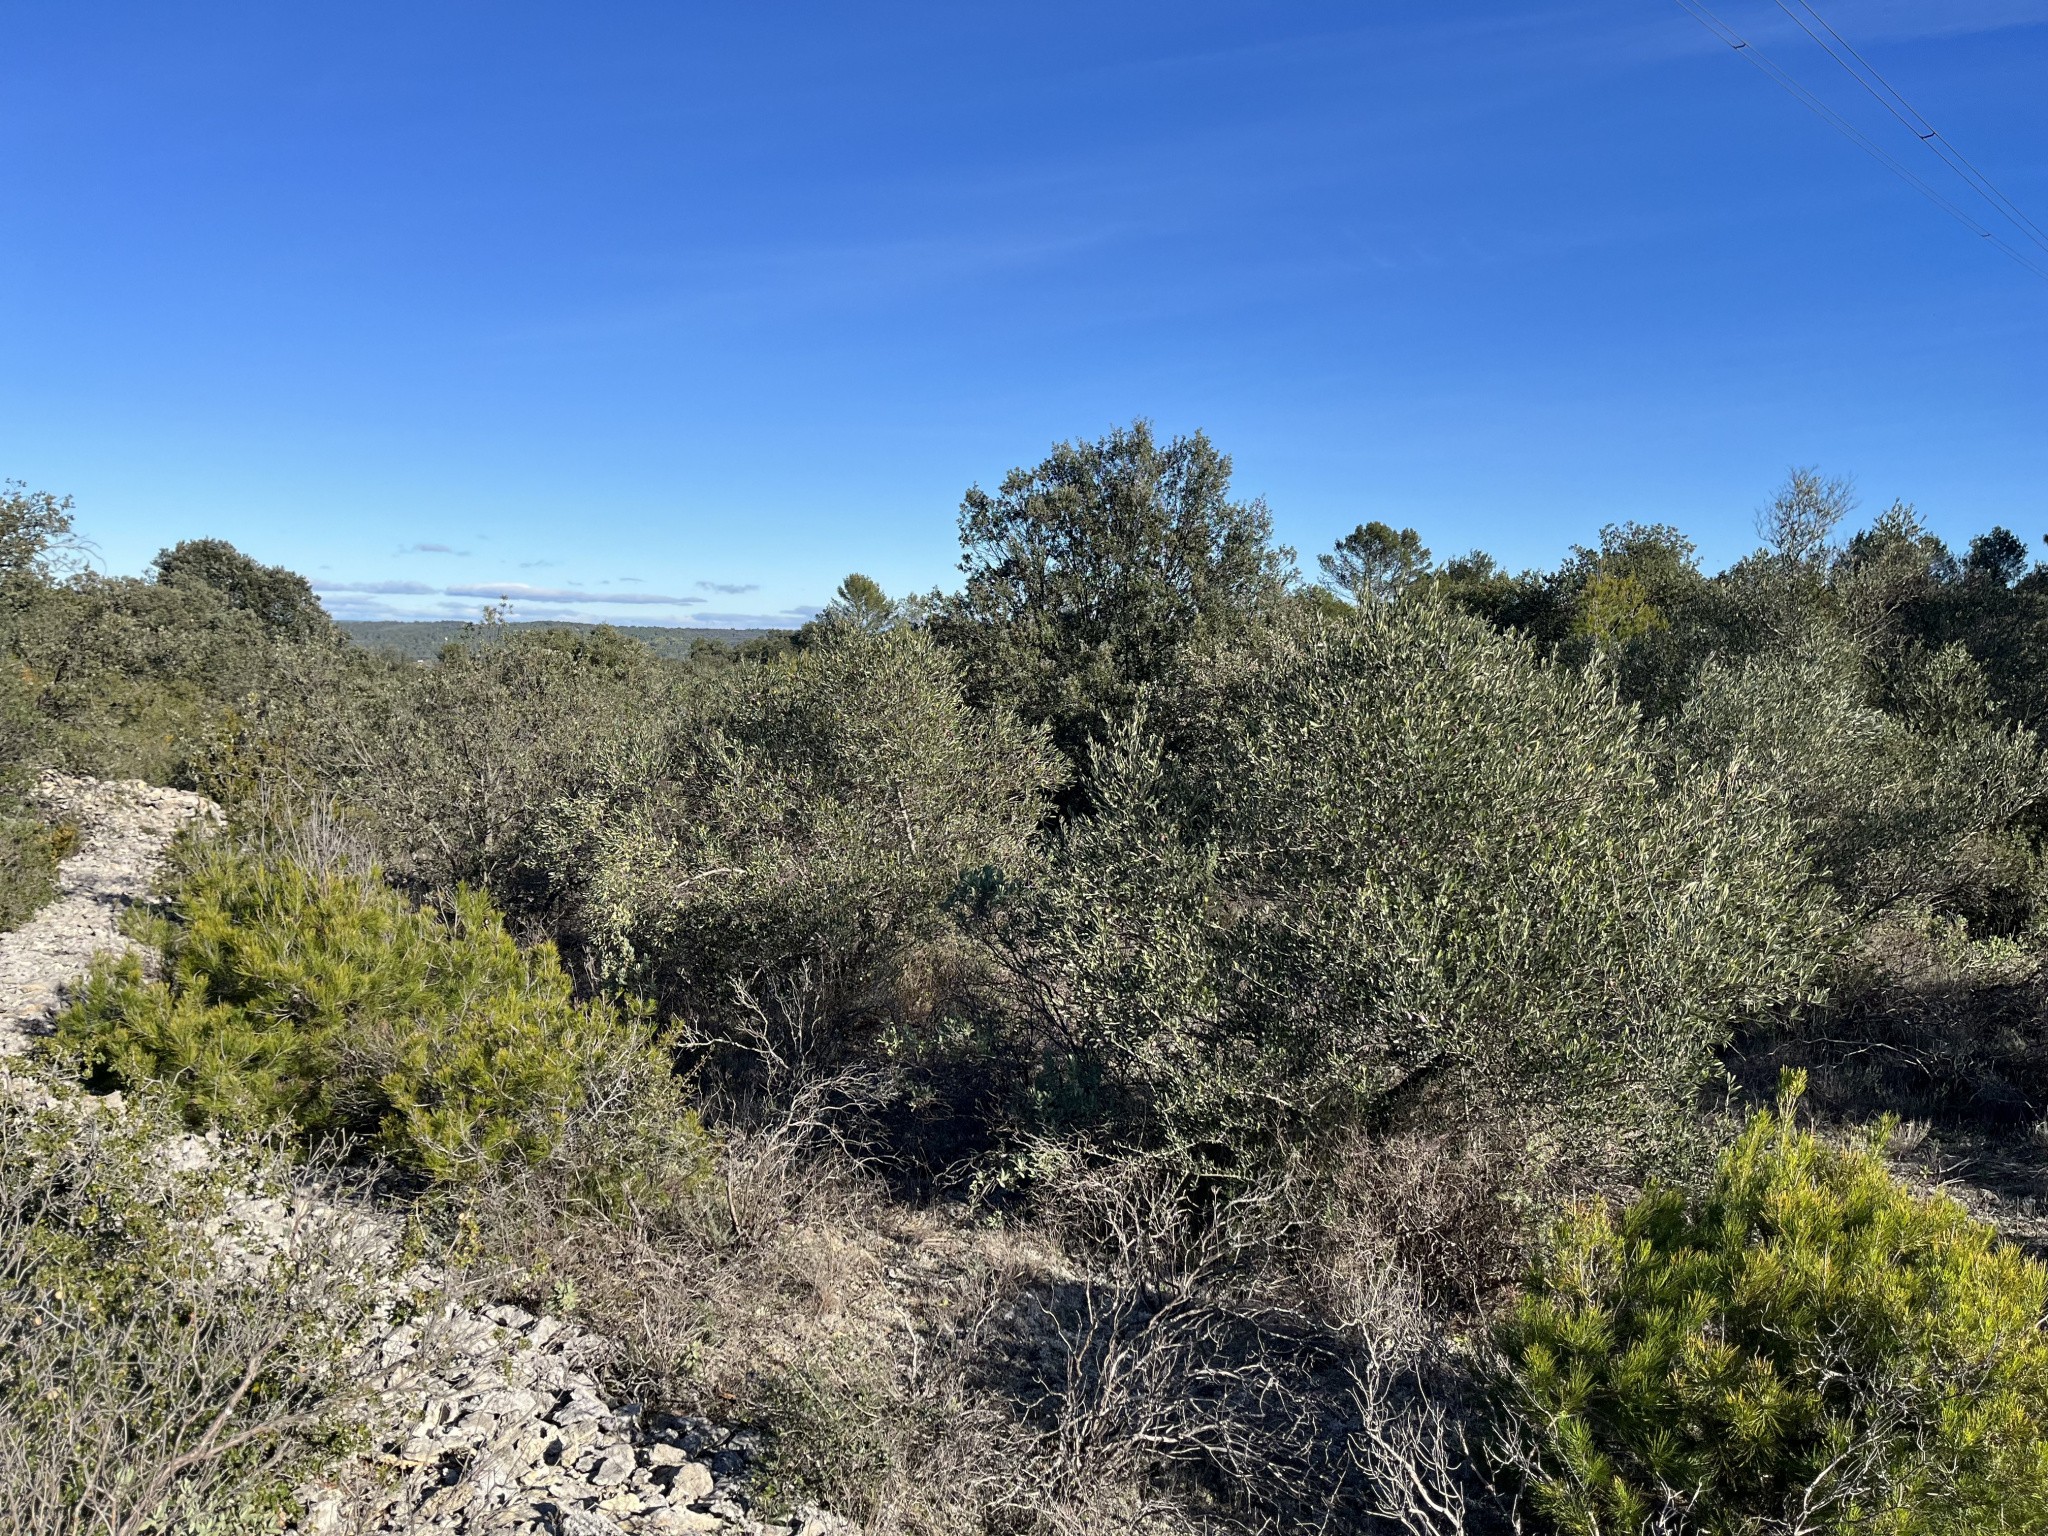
[[320, 592, 810, 628], [694, 606, 819, 626], [443, 582, 705, 606], [402, 542, 471, 555], [1813, 0, 2048, 42], [696, 579, 761, 595], [314, 579, 438, 595]]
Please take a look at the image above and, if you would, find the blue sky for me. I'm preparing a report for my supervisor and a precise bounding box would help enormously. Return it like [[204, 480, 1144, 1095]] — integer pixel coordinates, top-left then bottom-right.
[[3, 1, 2044, 625]]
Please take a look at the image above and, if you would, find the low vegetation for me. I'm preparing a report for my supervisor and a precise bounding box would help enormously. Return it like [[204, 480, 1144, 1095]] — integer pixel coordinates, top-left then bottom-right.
[[55, 843, 709, 1195], [0, 1079, 408, 1534], [5, 432, 2048, 1534], [1497, 1077, 2048, 1534]]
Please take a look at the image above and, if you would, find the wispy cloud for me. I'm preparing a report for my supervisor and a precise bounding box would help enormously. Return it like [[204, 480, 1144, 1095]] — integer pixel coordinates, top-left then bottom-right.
[[316, 576, 716, 611], [402, 542, 470, 556], [1807, 0, 2048, 43], [444, 582, 705, 606], [696, 579, 761, 595], [314, 579, 438, 595], [319, 593, 810, 629]]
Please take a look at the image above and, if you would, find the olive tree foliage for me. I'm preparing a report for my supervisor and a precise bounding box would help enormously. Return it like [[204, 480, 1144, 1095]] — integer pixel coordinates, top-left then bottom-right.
[[1668, 483, 2048, 932], [525, 624, 1059, 1053], [1832, 502, 2048, 731], [270, 621, 1058, 1057], [1675, 633, 2048, 930], [972, 598, 1837, 1169], [248, 621, 677, 923], [930, 421, 1293, 777]]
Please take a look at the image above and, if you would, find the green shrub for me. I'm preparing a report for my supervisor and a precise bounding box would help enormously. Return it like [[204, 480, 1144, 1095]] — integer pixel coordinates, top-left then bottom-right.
[[0, 792, 64, 935], [750, 1344, 901, 1517], [1677, 635, 2048, 929], [257, 619, 675, 911], [525, 624, 1059, 1056], [54, 845, 708, 1191], [982, 599, 1837, 1166], [0, 642, 61, 933], [1496, 1076, 2048, 1535], [929, 420, 1291, 779]]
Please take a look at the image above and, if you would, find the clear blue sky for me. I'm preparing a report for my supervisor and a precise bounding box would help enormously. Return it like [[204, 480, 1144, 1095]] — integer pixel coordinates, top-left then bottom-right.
[[4, 2, 2044, 625]]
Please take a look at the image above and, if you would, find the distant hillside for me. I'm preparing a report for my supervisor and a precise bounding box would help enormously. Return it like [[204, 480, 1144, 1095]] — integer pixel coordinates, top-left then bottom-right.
[[339, 620, 788, 662]]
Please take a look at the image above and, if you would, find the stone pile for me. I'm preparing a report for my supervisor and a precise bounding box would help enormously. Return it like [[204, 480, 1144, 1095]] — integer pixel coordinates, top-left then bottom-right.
[[305, 1303, 856, 1536]]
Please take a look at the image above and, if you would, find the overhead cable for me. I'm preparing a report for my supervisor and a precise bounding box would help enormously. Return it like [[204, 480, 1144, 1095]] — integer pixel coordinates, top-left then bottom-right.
[[1771, 0, 2048, 259], [1668, 0, 2048, 284]]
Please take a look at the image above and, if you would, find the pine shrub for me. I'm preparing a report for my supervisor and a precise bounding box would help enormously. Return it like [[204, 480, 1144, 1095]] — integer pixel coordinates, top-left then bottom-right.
[[1496, 1075, 2048, 1534], [54, 846, 708, 1190]]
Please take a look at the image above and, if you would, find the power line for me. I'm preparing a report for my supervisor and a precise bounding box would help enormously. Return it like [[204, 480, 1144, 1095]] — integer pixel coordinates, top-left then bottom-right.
[[1772, 0, 2048, 258], [1668, 0, 2048, 284]]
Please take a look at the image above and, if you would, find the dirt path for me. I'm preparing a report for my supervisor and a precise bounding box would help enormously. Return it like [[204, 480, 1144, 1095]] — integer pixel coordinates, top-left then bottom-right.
[[0, 771, 219, 1056]]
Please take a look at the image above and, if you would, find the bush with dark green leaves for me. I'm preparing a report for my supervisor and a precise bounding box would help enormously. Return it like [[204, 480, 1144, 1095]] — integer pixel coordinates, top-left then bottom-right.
[[930, 419, 1292, 780], [976, 598, 1836, 1166], [1496, 1077, 2048, 1535], [54, 845, 707, 1193], [151, 537, 333, 642]]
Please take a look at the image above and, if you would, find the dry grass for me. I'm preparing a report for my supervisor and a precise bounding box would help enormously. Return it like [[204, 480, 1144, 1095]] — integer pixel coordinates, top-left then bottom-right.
[[458, 1059, 1522, 1536], [0, 1079, 415, 1536]]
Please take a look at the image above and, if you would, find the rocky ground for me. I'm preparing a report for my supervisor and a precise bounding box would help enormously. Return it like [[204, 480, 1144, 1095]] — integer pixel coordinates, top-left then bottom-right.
[[0, 771, 218, 1054], [303, 1298, 854, 1536], [0, 774, 858, 1536]]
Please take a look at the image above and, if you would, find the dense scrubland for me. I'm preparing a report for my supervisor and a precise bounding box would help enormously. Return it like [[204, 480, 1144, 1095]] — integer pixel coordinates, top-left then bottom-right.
[[6, 424, 2048, 1533], [337, 620, 790, 665]]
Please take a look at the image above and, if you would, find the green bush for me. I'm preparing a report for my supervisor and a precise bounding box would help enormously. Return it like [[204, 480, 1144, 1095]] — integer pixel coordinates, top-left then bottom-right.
[[750, 1344, 902, 1517], [255, 619, 676, 912], [0, 617, 62, 932], [982, 599, 1836, 1166], [524, 624, 1059, 1055], [1496, 1076, 2048, 1535], [0, 801, 67, 935], [1677, 634, 2048, 930], [6, 567, 311, 785], [930, 420, 1291, 779], [54, 845, 707, 1191]]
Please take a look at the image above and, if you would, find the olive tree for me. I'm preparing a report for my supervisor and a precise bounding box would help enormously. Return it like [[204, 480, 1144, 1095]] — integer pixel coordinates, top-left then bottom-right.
[[976, 598, 1837, 1167], [526, 624, 1061, 1057]]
